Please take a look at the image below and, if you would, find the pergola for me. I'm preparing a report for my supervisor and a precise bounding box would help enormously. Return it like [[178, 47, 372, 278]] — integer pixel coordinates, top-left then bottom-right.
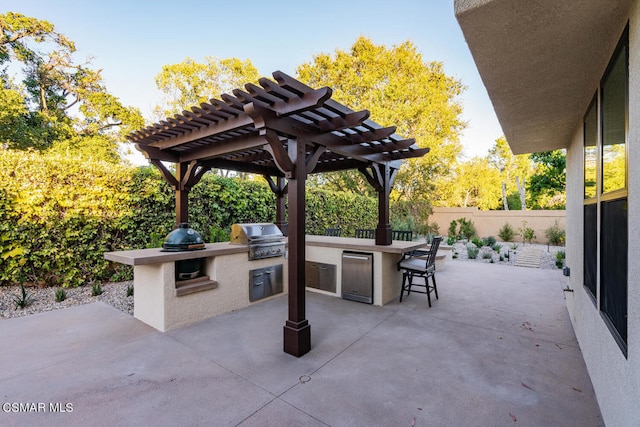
[[127, 71, 429, 356]]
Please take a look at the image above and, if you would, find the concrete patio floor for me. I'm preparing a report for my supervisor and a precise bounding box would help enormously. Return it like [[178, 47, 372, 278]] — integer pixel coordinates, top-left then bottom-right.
[[0, 262, 602, 426]]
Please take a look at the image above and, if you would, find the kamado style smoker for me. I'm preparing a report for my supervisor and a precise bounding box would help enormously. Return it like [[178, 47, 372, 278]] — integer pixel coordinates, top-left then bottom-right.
[[161, 222, 205, 280]]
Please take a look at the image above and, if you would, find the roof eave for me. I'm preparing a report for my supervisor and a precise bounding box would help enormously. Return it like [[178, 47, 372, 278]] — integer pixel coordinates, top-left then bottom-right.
[[454, 0, 630, 154]]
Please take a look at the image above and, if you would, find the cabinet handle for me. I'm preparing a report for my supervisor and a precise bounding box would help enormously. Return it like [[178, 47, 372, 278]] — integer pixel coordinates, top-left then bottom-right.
[[343, 255, 370, 260]]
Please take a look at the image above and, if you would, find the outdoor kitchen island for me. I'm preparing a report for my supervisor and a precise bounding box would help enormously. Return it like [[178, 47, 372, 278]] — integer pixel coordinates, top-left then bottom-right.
[[305, 235, 436, 306], [104, 243, 288, 332], [104, 236, 443, 332]]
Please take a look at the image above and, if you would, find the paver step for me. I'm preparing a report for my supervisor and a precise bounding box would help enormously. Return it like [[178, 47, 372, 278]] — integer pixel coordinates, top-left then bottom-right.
[[514, 249, 542, 268]]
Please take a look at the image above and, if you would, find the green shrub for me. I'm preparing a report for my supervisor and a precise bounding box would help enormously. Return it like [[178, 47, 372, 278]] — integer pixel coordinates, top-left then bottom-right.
[[448, 218, 477, 240], [518, 221, 536, 244], [390, 199, 432, 235], [471, 236, 485, 247], [55, 288, 66, 302], [481, 250, 493, 260], [126, 285, 134, 297], [146, 232, 164, 249], [13, 284, 34, 309], [467, 245, 479, 259], [306, 187, 378, 236], [448, 220, 458, 238], [458, 218, 477, 239], [498, 222, 515, 242], [426, 222, 440, 235], [391, 215, 416, 234], [545, 220, 566, 246], [92, 283, 102, 296], [484, 236, 497, 247], [556, 250, 566, 261], [446, 236, 456, 245], [491, 243, 502, 252]]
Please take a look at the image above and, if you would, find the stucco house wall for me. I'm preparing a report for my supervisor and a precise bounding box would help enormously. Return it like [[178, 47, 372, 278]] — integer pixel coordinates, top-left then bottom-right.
[[455, 1, 640, 425], [546, 5, 640, 426]]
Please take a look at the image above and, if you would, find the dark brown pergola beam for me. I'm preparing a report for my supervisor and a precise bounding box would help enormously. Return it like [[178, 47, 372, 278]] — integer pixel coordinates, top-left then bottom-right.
[[144, 115, 254, 150], [137, 144, 179, 163], [316, 110, 370, 132], [178, 134, 267, 163], [203, 158, 283, 177]]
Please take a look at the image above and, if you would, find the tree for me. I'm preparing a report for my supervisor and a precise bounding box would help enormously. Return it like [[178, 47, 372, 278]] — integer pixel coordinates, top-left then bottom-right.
[[297, 36, 466, 203], [154, 56, 260, 118], [1, 12, 74, 64], [0, 12, 143, 154], [0, 83, 29, 146], [433, 156, 502, 210], [487, 136, 533, 210], [528, 150, 566, 209]]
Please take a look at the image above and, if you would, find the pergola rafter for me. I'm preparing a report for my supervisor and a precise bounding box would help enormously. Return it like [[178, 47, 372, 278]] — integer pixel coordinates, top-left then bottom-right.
[[127, 71, 430, 357]]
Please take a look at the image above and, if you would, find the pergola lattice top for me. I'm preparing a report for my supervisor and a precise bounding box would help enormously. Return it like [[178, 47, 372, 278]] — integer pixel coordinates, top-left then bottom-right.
[[127, 71, 428, 176]]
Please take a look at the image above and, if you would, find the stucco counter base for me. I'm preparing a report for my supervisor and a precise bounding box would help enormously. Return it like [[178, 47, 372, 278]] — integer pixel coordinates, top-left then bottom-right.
[[305, 236, 445, 306], [105, 243, 288, 331]]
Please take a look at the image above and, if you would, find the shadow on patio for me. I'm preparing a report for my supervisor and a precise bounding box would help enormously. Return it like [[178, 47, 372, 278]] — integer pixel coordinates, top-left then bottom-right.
[[0, 262, 602, 426]]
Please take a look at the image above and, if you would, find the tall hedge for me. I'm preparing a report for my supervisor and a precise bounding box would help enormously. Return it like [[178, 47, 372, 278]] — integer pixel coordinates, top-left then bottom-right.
[[0, 151, 138, 287], [305, 187, 377, 236], [0, 150, 385, 287]]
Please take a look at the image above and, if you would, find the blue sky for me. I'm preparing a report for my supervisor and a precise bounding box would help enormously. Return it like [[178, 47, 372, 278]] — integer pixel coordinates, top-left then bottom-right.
[[2, 0, 503, 158]]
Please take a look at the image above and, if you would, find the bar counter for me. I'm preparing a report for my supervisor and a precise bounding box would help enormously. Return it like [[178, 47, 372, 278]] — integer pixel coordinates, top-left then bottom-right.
[[305, 236, 430, 306]]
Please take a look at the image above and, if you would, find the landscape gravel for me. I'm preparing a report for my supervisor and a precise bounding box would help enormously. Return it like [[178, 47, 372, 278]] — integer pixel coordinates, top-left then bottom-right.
[[0, 281, 133, 320], [1, 242, 565, 320], [451, 241, 565, 270]]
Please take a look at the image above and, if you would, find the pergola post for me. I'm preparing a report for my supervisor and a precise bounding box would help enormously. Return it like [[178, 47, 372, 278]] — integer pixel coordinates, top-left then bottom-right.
[[148, 160, 212, 228], [175, 162, 189, 225], [360, 164, 397, 245], [265, 176, 288, 236], [283, 137, 311, 357], [375, 165, 392, 245]]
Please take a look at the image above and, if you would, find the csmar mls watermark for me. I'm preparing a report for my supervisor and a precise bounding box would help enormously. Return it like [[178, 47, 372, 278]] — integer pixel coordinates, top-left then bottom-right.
[[2, 402, 73, 413]]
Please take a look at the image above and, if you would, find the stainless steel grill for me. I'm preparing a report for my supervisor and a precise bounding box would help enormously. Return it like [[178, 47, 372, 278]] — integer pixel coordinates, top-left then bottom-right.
[[230, 223, 285, 260]]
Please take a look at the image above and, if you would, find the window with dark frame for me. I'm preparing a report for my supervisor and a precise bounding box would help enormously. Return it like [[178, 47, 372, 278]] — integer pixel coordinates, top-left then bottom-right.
[[582, 25, 628, 355], [583, 98, 597, 301], [583, 204, 597, 299], [584, 98, 598, 200], [601, 36, 627, 195]]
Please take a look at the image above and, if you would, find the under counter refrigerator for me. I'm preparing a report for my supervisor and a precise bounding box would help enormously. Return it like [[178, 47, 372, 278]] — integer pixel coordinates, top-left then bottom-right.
[[341, 251, 373, 304]]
